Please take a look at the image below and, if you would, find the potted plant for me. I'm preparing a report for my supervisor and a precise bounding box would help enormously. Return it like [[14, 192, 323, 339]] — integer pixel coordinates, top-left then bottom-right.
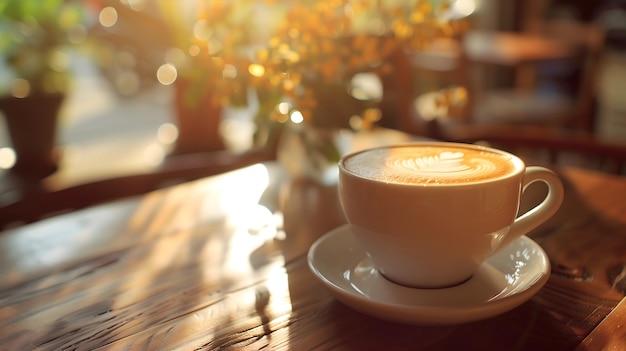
[[153, 0, 267, 155], [0, 0, 87, 178]]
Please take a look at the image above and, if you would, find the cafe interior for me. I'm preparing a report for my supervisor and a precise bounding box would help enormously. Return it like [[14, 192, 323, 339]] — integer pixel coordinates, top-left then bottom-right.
[[0, 0, 625, 222], [0, 0, 626, 349]]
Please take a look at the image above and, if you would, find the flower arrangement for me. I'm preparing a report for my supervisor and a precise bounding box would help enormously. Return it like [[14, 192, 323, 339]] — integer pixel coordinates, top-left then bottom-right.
[[250, 0, 468, 130], [157, 0, 467, 130], [251, 1, 396, 129]]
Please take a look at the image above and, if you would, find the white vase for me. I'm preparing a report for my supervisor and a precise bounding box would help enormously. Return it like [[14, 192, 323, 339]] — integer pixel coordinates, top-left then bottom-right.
[[276, 124, 350, 185]]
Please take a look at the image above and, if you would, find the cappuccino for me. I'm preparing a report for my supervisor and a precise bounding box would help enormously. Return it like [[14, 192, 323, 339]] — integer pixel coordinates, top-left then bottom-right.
[[343, 144, 522, 185], [338, 142, 563, 288]]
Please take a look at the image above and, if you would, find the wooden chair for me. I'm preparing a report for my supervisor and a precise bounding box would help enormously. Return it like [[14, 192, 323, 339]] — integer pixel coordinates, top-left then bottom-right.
[[468, 19, 606, 133], [382, 18, 620, 177], [431, 123, 626, 175]]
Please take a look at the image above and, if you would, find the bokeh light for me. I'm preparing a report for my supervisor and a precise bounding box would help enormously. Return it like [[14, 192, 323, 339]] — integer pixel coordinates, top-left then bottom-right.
[[453, 0, 477, 18], [278, 102, 290, 115], [68, 25, 87, 44], [350, 73, 383, 101], [99, 6, 118, 28], [223, 64, 237, 79], [290, 110, 304, 124], [165, 47, 187, 67], [188, 45, 201, 57], [193, 19, 211, 41], [50, 50, 70, 72], [0, 148, 16, 170], [115, 71, 140, 96], [120, 0, 147, 11], [143, 143, 166, 166], [248, 64, 265, 78], [11, 79, 30, 98], [156, 63, 178, 85], [157, 123, 179, 145]]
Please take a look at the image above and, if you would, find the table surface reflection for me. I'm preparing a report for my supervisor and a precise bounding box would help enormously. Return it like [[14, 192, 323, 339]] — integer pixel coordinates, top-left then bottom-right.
[[0, 162, 625, 350]]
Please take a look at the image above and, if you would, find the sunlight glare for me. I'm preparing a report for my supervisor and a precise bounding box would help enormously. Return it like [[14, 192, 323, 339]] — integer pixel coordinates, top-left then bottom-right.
[[218, 164, 270, 212], [264, 264, 293, 323]]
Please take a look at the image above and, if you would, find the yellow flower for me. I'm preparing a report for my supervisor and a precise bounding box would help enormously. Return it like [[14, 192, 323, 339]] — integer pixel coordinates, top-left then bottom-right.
[[165, 0, 467, 129]]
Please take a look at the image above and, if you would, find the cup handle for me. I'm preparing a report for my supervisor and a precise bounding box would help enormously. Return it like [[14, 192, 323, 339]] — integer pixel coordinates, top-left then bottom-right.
[[498, 166, 564, 250]]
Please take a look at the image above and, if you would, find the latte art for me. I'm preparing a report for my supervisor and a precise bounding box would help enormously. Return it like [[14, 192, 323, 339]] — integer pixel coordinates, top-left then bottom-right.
[[392, 151, 471, 173], [344, 145, 521, 185], [386, 150, 500, 181]]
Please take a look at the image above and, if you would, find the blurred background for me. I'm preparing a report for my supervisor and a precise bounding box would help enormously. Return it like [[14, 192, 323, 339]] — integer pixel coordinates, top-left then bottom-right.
[[1, 0, 625, 217]]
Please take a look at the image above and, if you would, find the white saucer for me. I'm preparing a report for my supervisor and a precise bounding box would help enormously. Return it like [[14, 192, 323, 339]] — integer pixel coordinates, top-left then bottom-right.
[[307, 224, 550, 326]]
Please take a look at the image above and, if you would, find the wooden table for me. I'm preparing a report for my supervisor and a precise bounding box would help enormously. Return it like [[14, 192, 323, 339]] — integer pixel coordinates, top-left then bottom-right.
[[1, 162, 625, 350]]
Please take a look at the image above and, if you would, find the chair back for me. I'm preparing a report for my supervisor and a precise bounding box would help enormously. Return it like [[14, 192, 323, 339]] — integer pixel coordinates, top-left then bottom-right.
[[434, 124, 626, 175]]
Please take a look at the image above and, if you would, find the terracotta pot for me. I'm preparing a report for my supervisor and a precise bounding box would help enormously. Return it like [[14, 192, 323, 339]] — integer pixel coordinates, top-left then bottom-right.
[[0, 93, 64, 178], [171, 79, 225, 155]]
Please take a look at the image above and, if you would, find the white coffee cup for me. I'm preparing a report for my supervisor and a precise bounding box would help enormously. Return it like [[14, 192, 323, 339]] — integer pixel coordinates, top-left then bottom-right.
[[338, 142, 564, 288]]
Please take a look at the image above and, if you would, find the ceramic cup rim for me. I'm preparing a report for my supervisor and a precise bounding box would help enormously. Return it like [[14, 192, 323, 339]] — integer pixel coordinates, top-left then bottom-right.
[[339, 141, 526, 188]]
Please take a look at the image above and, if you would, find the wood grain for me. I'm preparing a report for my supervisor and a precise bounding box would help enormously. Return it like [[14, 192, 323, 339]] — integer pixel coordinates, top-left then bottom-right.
[[578, 297, 626, 351], [1, 163, 625, 350]]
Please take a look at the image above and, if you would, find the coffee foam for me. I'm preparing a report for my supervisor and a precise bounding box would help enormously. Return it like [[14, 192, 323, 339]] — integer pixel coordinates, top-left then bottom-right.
[[344, 145, 519, 185]]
